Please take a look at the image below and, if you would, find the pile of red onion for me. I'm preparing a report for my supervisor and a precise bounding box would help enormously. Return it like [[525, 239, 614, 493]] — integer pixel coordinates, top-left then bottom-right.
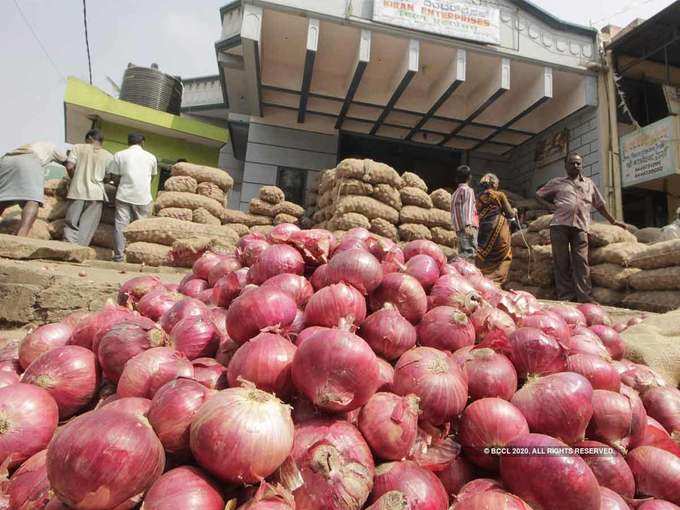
[[2, 223, 679, 510]]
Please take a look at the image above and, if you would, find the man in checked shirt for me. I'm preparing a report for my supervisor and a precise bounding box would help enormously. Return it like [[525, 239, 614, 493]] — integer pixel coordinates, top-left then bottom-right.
[[451, 165, 479, 261], [536, 152, 626, 303]]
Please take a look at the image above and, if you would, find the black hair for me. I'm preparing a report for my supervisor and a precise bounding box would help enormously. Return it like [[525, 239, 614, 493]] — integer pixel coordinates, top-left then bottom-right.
[[176, 158, 187, 163], [456, 165, 472, 184], [85, 129, 103, 143], [128, 133, 145, 146]]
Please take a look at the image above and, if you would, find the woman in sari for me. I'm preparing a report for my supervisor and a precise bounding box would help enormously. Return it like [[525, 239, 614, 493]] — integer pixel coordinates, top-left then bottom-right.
[[475, 173, 517, 285]]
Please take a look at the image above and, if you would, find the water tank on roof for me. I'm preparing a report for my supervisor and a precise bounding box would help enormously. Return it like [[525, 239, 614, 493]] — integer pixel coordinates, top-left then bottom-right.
[[119, 63, 183, 115]]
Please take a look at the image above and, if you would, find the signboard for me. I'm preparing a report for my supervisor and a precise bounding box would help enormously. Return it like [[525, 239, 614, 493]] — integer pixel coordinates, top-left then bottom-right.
[[535, 129, 569, 168], [620, 116, 680, 187], [373, 0, 501, 45], [663, 84, 680, 115]]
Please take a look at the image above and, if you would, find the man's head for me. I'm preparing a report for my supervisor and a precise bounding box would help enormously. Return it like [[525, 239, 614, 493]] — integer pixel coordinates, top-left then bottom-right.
[[565, 152, 583, 179], [128, 133, 145, 147], [456, 165, 472, 185], [85, 129, 103, 146]]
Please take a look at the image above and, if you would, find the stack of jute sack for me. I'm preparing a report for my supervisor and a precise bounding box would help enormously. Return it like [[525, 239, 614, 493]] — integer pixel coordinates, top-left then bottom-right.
[[0, 179, 69, 240], [506, 215, 556, 299]]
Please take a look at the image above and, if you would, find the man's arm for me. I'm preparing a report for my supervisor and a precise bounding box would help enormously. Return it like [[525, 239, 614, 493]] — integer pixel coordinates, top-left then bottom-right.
[[64, 146, 77, 178], [535, 181, 557, 212], [593, 186, 626, 229]]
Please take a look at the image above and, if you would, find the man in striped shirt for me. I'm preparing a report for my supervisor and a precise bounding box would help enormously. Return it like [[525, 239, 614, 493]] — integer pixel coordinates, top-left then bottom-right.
[[451, 165, 479, 261]]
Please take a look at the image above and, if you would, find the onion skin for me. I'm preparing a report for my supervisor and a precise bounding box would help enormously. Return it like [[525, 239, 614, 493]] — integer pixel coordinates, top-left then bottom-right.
[[238, 482, 296, 510], [137, 290, 183, 322], [178, 277, 208, 298], [19, 322, 73, 370], [588, 389, 637, 450], [68, 305, 133, 350], [392, 347, 468, 426], [548, 305, 587, 328], [326, 248, 384, 294], [288, 229, 336, 265], [377, 358, 395, 392], [206, 256, 242, 287], [365, 491, 410, 510], [638, 416, 680, 457], [627, 446, 680, 504], [508, 327, 567, 378], [370, 273, 427, 324], [3, 449, 50, 510], [101, 396, 151, 418], [417, 307, 475, 352], [192, 252, 226, 281], [469, 304, 516, 342], [47, 408, 165, 510], [21, 345, 99, 419], [371, 460, 449, 510], [499, 433, 601, 510], [453, 347, 517, 401], [405, 254, 440, 291], [621, 364, 667, 393], [456, 479, 505, 501], [236, 234, 271, 267], [117, 347, 194, 399], [641, 386, 680, 441], [562, 333, 611, 360], [437, 454, 475, 497], [590, 325, 625, 360], [358, 392, 419, 461], [520, 312, 570, 344], [304, 283, 367, 329], [227, 287, 298, 344], [141, 466, 224, 510], [148, 378, 213, 457], [170, 317, 221, 360], [429, 274, 479, 314], [638, 501, 680, 510], [0, 370, 19, 388], [566, 353, 621, 391], [192, 358, 228, 390], [511, 372, 593, 445], [577, 303, 611, 326], [576, 439, 635, 498], [403, 240, 447, 270], [310, 264, 329, 290], [212, 271, 244, 308], [228, 332, 297, 397], [248, 245, 305, 285], [620, 383, 648, 450], [190, 387, 294, 484], [451, 491, 532, 510], [359, 308, 417, 360], [458, 398, 530, 470], [599, 487, 630, 510], [292, 328, 379, 412], [261, 273, 314, 307], [118, 275, 162, 306], [159, 298, 209, 334]]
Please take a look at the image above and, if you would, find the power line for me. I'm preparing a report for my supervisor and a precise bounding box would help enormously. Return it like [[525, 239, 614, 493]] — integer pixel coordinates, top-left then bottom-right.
[[11, 0, 64, 80], [590, 0, 666, 27], [83, 0, 93, 85]]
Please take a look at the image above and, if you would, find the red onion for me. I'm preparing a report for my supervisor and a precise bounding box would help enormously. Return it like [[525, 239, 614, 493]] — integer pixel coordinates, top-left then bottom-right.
[[500, 433, 600, 510], [371, 460, 448, 510], [381, 246, 406, 275], [68, 304, 133, 350], [637, 501, 680, 510], [508, 327, 567, 378], [178, 277, 208, 298], [377, 358, 395, 392], [170, 316, 220, 360], [98, 318, 168, 382], [466, 273, 504, 305], [215, 335, 239, 366], [621, 364, 667, 393], [359, 307, 416, 360], [117, 347, 194, 399], [289, 308, 306, 336], [429, 274, 479, 314], [456, 479, 505, 501], [452, 491, 531, 510], [562, 333, 611, 359], [459, 398, 529, 470], [236, 233, 271, 266], [548, 305, 587, 328], [403, 240, 447, 270], [409, 428, 460, 473], [101, 396, 151, 418], [639, 416, 680, 457], [324, 248, 385, 295], [520, 312, 570, 344], [292, 328, 379, 412], [21, 345, 99, 419], [393, 347, 468, 426], [335, 234, 368, 254], [358, 392, 419, 461], [268, 222, 301, 243], [599, 487, 630, 510], [470, 304, 516, 341], [449, 257, 482, 277], [417, 306, 475, 351], [304, 282, 367, 329], [142, 466, 224, 510], [511, 372, 593, 444], [294, 326, 328, 348], [346, 227, 372, 241], [192, 252, 225, 281], [192, 358, 227, 389], [239, 482, 296, 510], [576, 439, 635, 498], [19, 322, 73, 370], [566, 354, 621, 391], [228, 332, 297, 397], [589, 325, 625, 360], [578, 303, 611, 326], [212, 271, 244, 307], [370, 273, 427, 324], [190, 386, 294, 483], [497, 291, 540, 322], [137, 290, 183, 322], [47, 408, 165, 510], [206, 256, 243, 287], [3, 449, 50, 509], [60, 310, 91, 329], [288, 229, 336, 265], [159, 298, 209, 333], [248, 245, 305, 285], [641, 386, 680, 441], [437, 454, 475, 497], [453, 347, 517, 401], [621, 383, 648, 450], [261, 273, 314, 307], [404, 254, 440, 291], [588, 389, 640, 450], [118, 275, 163, 306], [310, 263, 329, 290], [627, 446, 680, 504], [148, 378, 212, 457], [227, 287, 298, 343], [613, 322, 628, 333], [198, 288, 214, 304], [0, 371, 19, 388], [365, 491, 410, 510]]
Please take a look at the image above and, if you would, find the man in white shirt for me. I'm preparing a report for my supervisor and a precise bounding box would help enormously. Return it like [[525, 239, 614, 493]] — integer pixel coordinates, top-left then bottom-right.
[[63, 129, 113, 246], [107, 133, 157, 262]]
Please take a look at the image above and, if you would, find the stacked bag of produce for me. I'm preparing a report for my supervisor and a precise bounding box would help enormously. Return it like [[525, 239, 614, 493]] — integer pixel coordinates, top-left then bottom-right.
[[506, 215, 556, 299]]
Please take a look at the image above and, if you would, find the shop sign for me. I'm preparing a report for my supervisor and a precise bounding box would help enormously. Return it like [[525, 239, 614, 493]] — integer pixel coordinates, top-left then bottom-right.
[[620, 116, 680, 187], [373, 0, 501, 45]]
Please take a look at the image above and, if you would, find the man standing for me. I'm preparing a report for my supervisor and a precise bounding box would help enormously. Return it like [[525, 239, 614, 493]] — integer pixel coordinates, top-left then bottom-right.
[[63, 129, 113, 246], [451, 165, 479, 261], [536, 152, 626, 303], [108, 133, 157, 262]]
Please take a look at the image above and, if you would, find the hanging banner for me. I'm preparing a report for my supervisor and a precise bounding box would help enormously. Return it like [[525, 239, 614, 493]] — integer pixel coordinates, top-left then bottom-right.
[[620, 116, 680, 187], [372, 0, 501, 45]]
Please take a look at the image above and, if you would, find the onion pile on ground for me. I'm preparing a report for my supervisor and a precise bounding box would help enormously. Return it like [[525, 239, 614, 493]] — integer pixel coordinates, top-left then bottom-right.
[[1, 224, 679, 510]]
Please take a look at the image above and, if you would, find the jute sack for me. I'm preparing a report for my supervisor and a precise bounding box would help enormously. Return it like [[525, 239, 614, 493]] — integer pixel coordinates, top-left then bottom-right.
[[512, 197, 543, 211], [91, 223, 115, 250], [224, 223, 250, 237], [124, 217, 239, 247], [196, 182, 226, 204], [400, 187, 432, 209], [318, 169, 337, 195], [156, 191, 224, 220], [171, 162, 233, 192], [430, 189, 452, 211], [244, 214, 273, 227], [623, 291, 680, 313], [163, 176, 197, 193], [520, 259, 553, 288], [511, 230, 544, 247], [273, 201, 304, 218], [222, 209, 249, 225], [589, 223, 637, 248], [328, 213, 370, 231], [629, 239, 680, 269], [333, 230, 348, 240], [621, 309, 680, 387], [158, 208, 193, 222], [431, 227, 456, 247], [401, 172, 427, 192], [528, 215, 553, 232], [593, 287, 625, 307], [43, 197, 68, 221], [399, 223, 432, 242], [258, 186, 285, 205], [438, 244, 456, 259], [525, 209, 551, 221], [336, 179, 373, 197], [336, 159, 365, 180], [372, 184, 402, 210], [428, 209, 453, 229], [364, 160, 403, 188], [629, 266, 680, 291], [590, 263, 641, 291], [48, 219, 65, 240], [44, 178, 69, 198], [125, 242, 171, 266], [590, 242, 648, 267], [635, 227, 664, 244], [318, 190, 334, 209], [399, 206, 451, 229], [168, 236, 236, 268], [193, 208, 221, 226], [370, 218, 398, 242], [249, 198, 276, 217], [250, 225, 274, 236], [512, 244, 552, 262], [0, 217, 50, 240], [274, 213, 298, 226], [337, 196, 399, 224]]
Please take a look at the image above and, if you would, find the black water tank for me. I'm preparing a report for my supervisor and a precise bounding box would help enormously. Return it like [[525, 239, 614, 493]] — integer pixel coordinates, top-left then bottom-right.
[[119, 63, 183, 115]]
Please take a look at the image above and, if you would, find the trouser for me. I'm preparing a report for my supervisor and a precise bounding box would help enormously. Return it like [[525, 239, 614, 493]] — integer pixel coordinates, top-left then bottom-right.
[[63, 199, 103, 246], [550, 225, 592, 303], [457, 228, 478, 260], [113, 200, 152, 262]]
